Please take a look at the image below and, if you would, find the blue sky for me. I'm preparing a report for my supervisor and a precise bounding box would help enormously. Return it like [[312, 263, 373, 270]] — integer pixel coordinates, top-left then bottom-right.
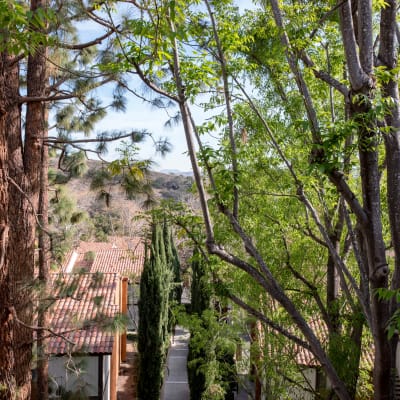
[[79, 0, 258, 172]]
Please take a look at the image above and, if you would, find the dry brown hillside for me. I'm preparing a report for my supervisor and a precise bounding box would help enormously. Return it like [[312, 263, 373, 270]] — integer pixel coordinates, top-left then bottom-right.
[[52, 158, 194, 215]]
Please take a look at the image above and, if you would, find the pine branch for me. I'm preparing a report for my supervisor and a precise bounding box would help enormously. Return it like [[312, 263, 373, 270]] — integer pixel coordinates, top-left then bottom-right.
[[9, 306, 75, 346], [18, 93, 79, 103]]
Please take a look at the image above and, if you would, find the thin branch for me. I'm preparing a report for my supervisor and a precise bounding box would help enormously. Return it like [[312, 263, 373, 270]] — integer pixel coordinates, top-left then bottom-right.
[[297, 187, 371, 323], [18, 93, 79, 104], [241, 190, 297, 198], [48, 143, 109, 163], [132, 61, 179, 102], [281, 234, 332, 330], [226, 291, 313, 352], [295, 218, 328, 248], [268, 0, 320, 140], [58, 29, 116, 50], [310, 1, 347, 39], [205, 0, 239, 218], [343, 204, 372, 328], [9, 306, 76, 346], [7, 176, 52, 237], [46, 131, 135, 144], [299, 50, 349, 97]]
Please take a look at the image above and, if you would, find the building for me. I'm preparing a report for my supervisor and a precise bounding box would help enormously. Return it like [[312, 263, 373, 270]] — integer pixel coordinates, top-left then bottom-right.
[[62, 236, 145, 331], [45, 237, 145, 399]]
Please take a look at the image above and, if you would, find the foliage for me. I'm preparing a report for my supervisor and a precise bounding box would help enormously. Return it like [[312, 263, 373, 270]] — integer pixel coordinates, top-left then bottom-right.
[[186, 310, 237, 400], [183, 250, 236, 400], [89, 141, 156, 208], [95, 0, 400, 397], [137, 220, 177, 400], [190, 249, 211, 316]]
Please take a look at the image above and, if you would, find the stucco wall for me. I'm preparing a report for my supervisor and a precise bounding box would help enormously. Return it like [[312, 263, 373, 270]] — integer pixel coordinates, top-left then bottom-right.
[[285, 368, 317, 400], [102, 355, 111, 400], [49, 355, 99, 397]]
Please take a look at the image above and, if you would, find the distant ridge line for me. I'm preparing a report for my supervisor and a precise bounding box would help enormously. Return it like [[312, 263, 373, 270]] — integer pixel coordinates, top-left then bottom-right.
[[158, 169, 193, 176]]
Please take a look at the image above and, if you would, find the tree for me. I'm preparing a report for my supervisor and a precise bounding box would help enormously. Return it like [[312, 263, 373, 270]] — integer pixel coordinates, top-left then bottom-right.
[[0, 0, 149, 395], [164, 220, 182, 308], [98, 0, 400, 398], [137, 218, 182, 399], [190, 248, 211, 316], [188, 249, 210, 400], [137, 249, 164, 400], [0, 48, 12, 400], [0, 1, 47, 395], [187, 250, 237, 400]]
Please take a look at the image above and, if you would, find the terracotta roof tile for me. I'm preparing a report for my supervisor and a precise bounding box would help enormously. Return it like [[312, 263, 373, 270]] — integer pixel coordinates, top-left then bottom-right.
[[47, 273, 119, 355], [285, 319, 374, 368], [61, 237, 145, 279], [91, 249, 143, 277]]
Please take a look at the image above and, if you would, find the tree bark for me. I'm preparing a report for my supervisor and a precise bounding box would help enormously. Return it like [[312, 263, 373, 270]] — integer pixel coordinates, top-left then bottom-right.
[[37, 119, 50, 400], [0, 52, 14, 400], [27, 0, 50, 397], [6, 47, 36, 400]]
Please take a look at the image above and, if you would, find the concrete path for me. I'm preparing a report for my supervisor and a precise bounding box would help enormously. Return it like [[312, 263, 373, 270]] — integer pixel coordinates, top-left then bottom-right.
[[161, 326, 190, 400]]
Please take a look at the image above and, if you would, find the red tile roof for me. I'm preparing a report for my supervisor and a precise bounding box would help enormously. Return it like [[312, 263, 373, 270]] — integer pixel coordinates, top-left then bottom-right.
[[61, 237, 145, 279], [286, 319, 374, 369], [47, 273, 119, 355], [91, 249, 143, 277]]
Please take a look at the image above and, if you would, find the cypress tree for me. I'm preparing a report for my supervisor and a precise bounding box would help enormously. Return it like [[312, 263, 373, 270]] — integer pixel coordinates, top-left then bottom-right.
[[171, 235, 183, 304], [138, 221, 175, 399], [190, 248, 211, 316], [138, 241, 165, 400], [163, 221, 182, 332]]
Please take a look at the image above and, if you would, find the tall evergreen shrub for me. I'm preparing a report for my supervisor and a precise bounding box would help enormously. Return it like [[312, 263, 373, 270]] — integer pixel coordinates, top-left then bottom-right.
[[137, 245, 164, 400], [137, 219, 184, 399], [187, 251, 236, 400]]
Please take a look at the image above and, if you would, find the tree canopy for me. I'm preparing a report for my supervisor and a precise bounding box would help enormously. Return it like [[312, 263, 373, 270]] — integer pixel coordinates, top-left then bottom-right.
[[1, 0, 400, 399]]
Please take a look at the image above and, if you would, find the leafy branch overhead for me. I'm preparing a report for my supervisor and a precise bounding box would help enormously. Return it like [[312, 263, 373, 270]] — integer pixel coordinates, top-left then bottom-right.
[[90, 1, 400, 399]]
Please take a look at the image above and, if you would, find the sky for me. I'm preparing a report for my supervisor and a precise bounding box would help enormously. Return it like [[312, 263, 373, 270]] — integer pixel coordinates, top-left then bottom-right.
[[78, 0, 258, 172]]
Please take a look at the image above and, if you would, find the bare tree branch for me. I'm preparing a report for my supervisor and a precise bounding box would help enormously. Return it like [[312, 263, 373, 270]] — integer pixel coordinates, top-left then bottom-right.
[[58, 29, 116, 50], [205, 0, 239, 218], [226, 291, 313, 351]]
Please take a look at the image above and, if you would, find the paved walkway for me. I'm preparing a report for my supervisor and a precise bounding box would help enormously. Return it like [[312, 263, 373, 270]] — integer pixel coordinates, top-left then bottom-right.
[[161, 326, 190, 400], [161, 326, 252, 400]]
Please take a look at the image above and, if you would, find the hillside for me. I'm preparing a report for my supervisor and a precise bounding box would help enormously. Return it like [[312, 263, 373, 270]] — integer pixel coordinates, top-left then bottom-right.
[[49, 159, 195, 233]]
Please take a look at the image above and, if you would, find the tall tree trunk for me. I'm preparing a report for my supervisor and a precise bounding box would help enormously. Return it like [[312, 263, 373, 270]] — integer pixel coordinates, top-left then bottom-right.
[[0, 53, 14, 400], [357, 114, 390, 400], [338, 0, 392, 396], [378, 0, 400, 397], [37, 126, 50, 400], [25, 0, 49, 397], [6, 50, 35, 400]]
